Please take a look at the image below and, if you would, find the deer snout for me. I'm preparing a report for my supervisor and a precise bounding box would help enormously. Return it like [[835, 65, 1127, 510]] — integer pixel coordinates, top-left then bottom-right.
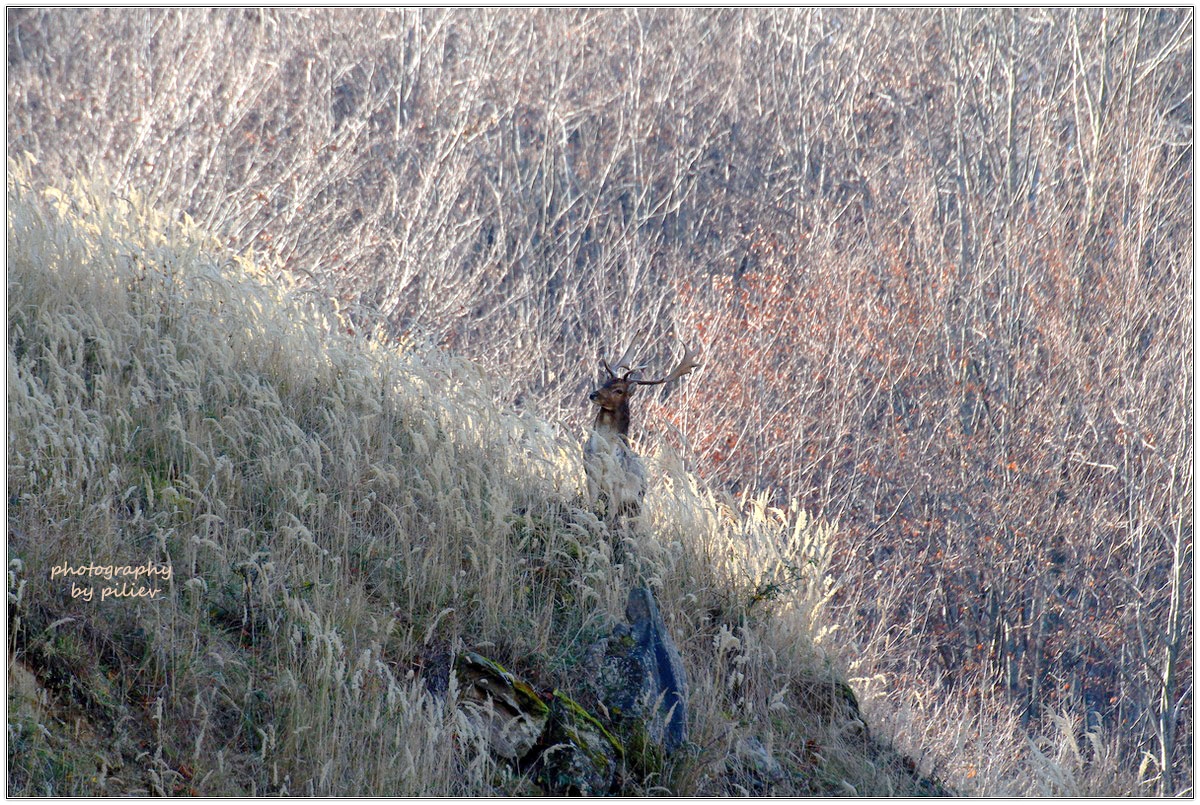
[[589, 390, 600, 403]]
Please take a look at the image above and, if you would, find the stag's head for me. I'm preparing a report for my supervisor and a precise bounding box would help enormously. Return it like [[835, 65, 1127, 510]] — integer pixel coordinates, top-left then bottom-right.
[[589, 341, 701, 422], [588, 367, 635, 413]]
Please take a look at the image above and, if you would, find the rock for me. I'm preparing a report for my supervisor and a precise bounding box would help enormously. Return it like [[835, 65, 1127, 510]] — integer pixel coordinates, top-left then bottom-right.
[[536, 691, 623, 795], [804, 678, 868, 738], [453, 620, 688, 796], [453, 651, 624, 795], [454, 651, 549, 760], [594, 587, 689, 758]]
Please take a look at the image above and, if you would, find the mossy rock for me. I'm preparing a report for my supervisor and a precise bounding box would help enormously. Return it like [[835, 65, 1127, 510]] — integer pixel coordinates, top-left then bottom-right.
[[592, 587, 688, 755], [455, 651, 549, 760], [535, 690, 624, 796]]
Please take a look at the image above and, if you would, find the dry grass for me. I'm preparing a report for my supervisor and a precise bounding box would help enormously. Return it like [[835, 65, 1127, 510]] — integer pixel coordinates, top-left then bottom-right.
[[6, 164, 932, 796], [7, 8, 1191, 797]]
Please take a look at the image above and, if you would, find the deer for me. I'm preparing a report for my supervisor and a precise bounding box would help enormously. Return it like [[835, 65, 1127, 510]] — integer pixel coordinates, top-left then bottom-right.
[[584, 339, 701, 524]]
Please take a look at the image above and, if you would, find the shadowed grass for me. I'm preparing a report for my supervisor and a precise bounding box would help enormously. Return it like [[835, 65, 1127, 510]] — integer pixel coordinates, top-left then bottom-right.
[[8, 163, 938, 795]]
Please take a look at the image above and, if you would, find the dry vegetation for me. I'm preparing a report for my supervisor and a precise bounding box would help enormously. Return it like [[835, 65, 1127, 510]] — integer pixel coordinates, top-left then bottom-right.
[[7, 162, 930, 796], [7, 7, 1193, 796]]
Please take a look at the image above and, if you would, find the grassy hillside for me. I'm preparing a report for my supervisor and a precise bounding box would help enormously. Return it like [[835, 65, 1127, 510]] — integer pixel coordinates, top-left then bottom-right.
[[7, 9, 1190, 795], [8, 17, 1190, 793], [7, 166, 946, 796]]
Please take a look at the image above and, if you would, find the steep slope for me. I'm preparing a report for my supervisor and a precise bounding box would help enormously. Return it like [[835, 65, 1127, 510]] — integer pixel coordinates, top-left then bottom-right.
[[6, 165, 944, 795]]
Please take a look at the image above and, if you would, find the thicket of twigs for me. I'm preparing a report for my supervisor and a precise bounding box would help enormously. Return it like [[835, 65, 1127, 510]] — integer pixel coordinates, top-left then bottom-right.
[[7, 8, 1192, 795]]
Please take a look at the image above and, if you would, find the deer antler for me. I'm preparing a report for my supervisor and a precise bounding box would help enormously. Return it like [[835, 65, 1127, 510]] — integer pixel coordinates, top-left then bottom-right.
[[634, 342, 701, 387], [602, 326, 650, 380]]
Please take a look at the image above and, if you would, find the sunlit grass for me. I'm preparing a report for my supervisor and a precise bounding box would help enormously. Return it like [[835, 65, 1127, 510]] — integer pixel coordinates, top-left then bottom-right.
[[7, 162, 925, 795]]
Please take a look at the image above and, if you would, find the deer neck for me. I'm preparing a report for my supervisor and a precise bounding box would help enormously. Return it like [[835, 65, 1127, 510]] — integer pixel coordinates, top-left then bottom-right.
[[593, 404, 631, 443]]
